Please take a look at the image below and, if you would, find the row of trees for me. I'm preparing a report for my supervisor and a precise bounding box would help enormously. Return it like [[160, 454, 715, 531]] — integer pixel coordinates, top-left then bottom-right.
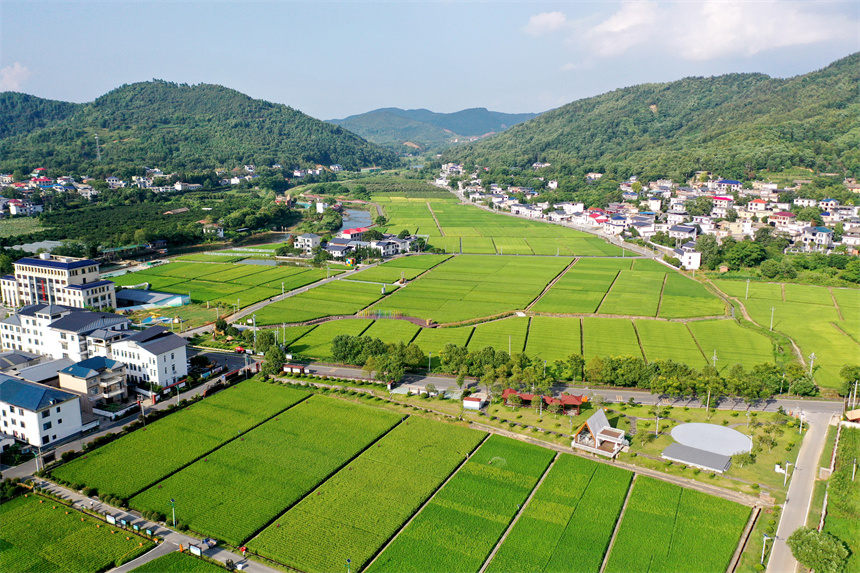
[[331, 334, 427, 384]]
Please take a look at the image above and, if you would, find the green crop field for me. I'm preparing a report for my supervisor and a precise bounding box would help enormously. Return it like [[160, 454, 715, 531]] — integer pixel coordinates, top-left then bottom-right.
[[254, 281, 396, 324], [687, 319, 775, 371], [289, 319, 374, 359], [130, 552, 225, 573], [52, 380, 309, 499], [468, 316, 530, 355], [375, 255, 570, 324], [598, 270, 665, 317], [635, 320, 707, 365], [821, 427, 859, 573], [367, 435, 556, 573], [0, 495, 153, 573], [360, 319, 420, 346], [713, 280, 859, 387], [110, 273, 186, 291], [130, 396, 400, 545], [345, 254, 450, 284], [0, 216, 45, 238], [525, 316, 582, 363], [659, 273, 726, 318], [531, 259, 624, 314], [176, 254, 247, 263], [605, 477, 749, 573], [249, 417, 485, 573], [582, 317, 643, 360], [412, 326, 475, 368], [487, 455, 632, 573]]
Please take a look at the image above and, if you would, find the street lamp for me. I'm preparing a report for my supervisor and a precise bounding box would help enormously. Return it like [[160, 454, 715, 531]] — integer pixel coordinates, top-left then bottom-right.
[[346, 559, 351, 573], [282, 282, 285, 296], [784, 461, 794, 487], [428, 352, 432, 373], [252, 314, 257, 354], [761, 534, 772, 565], [168, 498, 176, 527]]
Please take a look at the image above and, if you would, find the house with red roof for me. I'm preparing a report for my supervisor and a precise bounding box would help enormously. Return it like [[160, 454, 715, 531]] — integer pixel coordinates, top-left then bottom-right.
[[339, 227, 369, 241], [501, 388, 587, 415], [771, 211, 797, 228]]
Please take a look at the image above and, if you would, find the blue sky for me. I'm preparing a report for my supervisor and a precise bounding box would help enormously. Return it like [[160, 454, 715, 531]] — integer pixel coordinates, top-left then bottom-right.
[[2, 1, 857, 120]]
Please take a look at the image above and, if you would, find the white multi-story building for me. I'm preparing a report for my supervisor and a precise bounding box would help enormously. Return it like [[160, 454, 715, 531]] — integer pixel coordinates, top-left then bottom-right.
[[103, 326, 188, 387], [0, 305, 130, 361], [0, 374, 83, 447], [0, 254, 116, 310]]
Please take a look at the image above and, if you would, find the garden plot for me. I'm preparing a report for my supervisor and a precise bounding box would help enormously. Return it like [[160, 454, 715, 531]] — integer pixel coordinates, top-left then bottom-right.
[[289, 319, 374, 359], [658, 273, 725, 318], [0, 495, 153, 573], [634, 320, 707, 365], [131, 396, 400, 545], [605, 477, 749, 573], [367, 435, 556, 573], [687, 319, 775, 371], [598, 270, 665, 317], [524, 317, 582, 363], [582, 318, 643, 360], [468, 317, 530, 355], [52, 380, 309, 499], [487, 455, 632, 573], [249, 417, 485, 573]]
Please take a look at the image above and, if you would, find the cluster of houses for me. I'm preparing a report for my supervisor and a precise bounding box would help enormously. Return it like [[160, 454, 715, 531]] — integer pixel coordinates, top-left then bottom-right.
[[436, 165, 860, 269], [295, 227, 419, 259], [0, 255, 189, 453]]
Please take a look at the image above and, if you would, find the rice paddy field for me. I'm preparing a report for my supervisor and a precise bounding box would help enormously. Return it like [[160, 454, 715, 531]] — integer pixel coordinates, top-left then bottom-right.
[[412, 326, 475, 369], [604, 477, 750, 573], [634, 320, 707, 365], [109, 262, 330, 308], [254, 281, 397, 325], [367, 435, 556, 573], [288, 319, 375, 359], [0, 495, 154, 573], [360, 319, 421, 346], [130, 396, 400, 545], [467, 317, 530, 355], [373, 255, 570, 324], [713, 280, 859, 388], [582, 317, 643, 360], [687, 319, 777, 371], [52, 380, 310, 499], [248, 417, 486, 573], [525, 316, 582, 363], [344, 254, 450, 284]]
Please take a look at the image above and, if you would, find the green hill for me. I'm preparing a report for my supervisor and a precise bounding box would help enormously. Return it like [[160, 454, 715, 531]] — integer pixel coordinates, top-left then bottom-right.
[[0, 80, 399, 174], [330, 107, 538, 152], [0, 92, 82, 140], [444, 53, 860, 180]]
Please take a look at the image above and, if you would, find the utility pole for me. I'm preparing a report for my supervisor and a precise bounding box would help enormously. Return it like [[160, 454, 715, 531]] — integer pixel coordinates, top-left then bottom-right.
[[712, 350, 718, 370], [94, 134, 101, 162], [808, 353, 816, 375], [770, 306, 775, 331], [745, 278, 750, 300], [428, 352, 432, 373], [252, 314, 257, 354]]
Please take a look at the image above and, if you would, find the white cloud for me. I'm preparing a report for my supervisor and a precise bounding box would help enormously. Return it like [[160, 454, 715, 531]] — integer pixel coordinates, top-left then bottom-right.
[[523, 11, 569, 37], [0, 62, 31, 91], [587, 1, 658, 57], [673, 1, 856, 61]]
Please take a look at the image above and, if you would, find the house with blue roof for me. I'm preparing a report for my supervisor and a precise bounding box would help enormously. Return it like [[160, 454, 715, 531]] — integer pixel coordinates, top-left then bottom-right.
[[0, 253, 116, 310], [0, 374, 84, 447], [58, 357, 127, 414]]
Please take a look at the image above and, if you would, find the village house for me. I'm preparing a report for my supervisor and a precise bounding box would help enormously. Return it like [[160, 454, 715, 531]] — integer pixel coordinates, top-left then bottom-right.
[[295, 233, 322, 254]]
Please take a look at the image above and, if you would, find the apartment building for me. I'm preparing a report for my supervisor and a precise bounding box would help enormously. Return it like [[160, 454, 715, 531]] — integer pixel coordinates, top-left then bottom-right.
[[0, 253, 116, 310]]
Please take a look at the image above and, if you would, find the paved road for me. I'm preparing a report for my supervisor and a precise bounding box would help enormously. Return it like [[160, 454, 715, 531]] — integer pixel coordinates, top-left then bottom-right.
[[34, 481, 278, 573], [767, 411, 835, 573]]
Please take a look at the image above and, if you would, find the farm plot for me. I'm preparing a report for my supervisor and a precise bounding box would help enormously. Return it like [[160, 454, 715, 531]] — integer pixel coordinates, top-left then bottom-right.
[[367, 435, 556, 573], [487, 455, 632, 573], [130, 552, 225, 573], [687, 319, 774, 371], [248, 417, 485, 573], [138, 262, 218, 280], [598, 270, 665, 317], [468, 317, 530, 355], [530, 259, 624, 314], [524, 317, 582, 363], [783, 283, 834, 305], [582, 318, 643, 360], [131, 396, 400, 545], [176, 254, 247, 263], [52, 380, 309, 499], [345, 255, 450, 284], [288, 319, 374, 359], [492, 237, 534, 255], [604, 477, 749, 573], [411, 326, 475, 369], [360, 319, 420, 346], [375, 256, 570, 324], [634, 320, 707, 365], [254, 281, 395, 324], [461, 237, 498, 254], [109, 272, 185, 291], [0, 495, 153, 573], [658, 273, 725, 318]]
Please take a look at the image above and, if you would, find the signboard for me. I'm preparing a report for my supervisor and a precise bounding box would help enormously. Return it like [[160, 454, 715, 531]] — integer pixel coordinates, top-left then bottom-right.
[[145, 529, 153, 537], [189, 545, 203, 556], [133, 524, 140, 532], [106, 515, 116, 525], [120, 519, 128, 528]]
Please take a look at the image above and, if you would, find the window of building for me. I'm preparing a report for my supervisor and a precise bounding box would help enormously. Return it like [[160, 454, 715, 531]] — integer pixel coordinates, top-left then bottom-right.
[[55, 406, 61, 413], [57, 419, 62, 424], [41, 410, 49, 418], [42, 421, 52, 430]]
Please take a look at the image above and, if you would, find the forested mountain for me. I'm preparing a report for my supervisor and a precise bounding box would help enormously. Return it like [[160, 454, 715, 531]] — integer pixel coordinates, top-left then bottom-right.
[[330, 107, 538, 152], [445, 53, 860, 180], [0, 92, 82, 140], [0, 81, 399, 174]]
